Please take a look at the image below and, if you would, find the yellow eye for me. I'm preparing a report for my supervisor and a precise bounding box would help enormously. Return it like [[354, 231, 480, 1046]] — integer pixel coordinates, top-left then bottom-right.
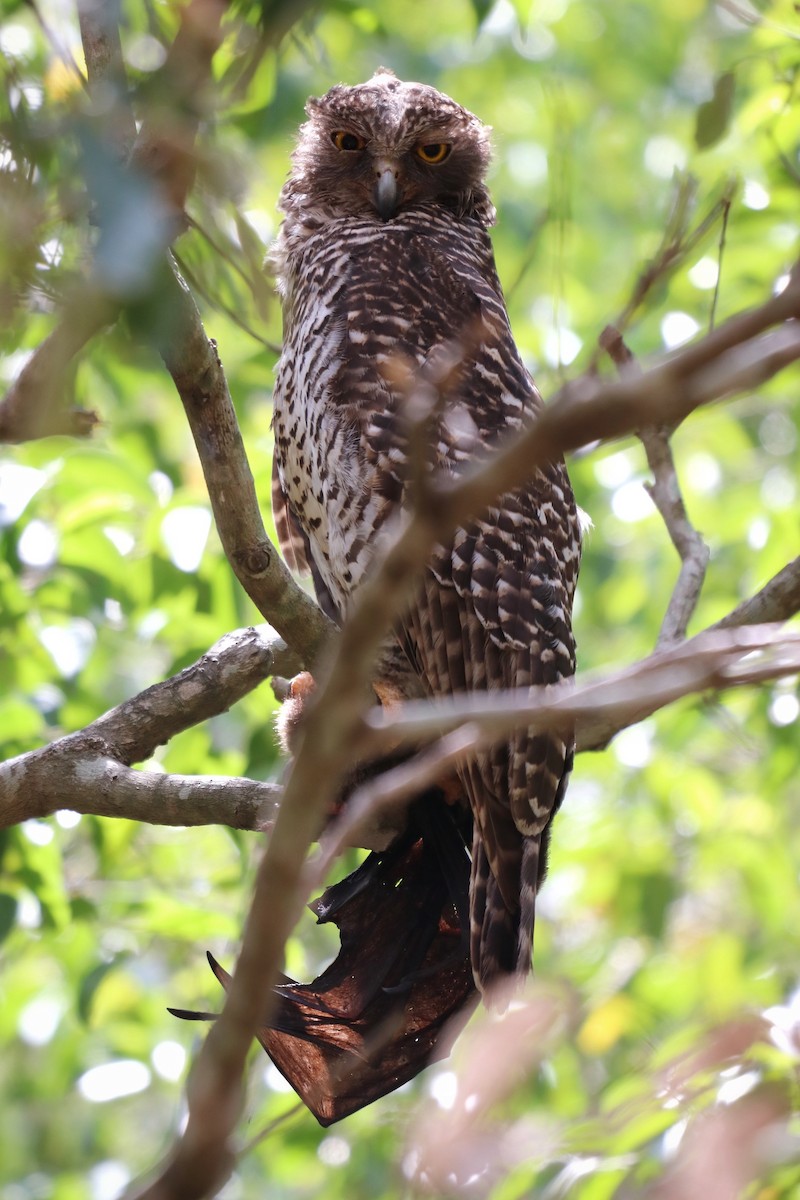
[[415, 142, 451, 164], [331, 130, 365, 152]]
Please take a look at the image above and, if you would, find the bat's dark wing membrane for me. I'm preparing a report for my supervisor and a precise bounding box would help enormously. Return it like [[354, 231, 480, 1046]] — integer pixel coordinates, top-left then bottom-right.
[[170, 797, 477, 1125]]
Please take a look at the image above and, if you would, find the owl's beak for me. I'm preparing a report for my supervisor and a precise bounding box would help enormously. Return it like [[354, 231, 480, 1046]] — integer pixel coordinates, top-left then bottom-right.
[[373, 162, 399, 220]]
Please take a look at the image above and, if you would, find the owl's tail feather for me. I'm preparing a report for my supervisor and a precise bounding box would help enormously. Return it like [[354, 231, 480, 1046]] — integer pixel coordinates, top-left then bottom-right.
[[516, 835, 540, 975], [469, 831, 540, 1003]]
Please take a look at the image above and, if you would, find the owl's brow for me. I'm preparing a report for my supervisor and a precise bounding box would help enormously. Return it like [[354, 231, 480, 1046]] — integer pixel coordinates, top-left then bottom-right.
[[319, 85, 466, 135], [320, 113, 465, 152]]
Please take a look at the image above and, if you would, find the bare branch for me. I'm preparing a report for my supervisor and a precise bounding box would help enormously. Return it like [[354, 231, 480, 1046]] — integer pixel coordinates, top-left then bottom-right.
[[0, 297, 109, 442], [315, 611, 800, 866], [5, 555, 797, 838], [598, 324, 710, 645], [78, 0, 137, 158], [0, 626, 294, 831], [359, 626, 800, 757], [2, 757, 280, 831], [712, 555, 800, 630], [641, 421, 710, 645]]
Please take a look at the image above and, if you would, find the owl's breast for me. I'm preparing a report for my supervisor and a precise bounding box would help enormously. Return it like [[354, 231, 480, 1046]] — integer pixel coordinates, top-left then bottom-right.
[[272, 227, 391, 609], [271, 209, 509, 609]]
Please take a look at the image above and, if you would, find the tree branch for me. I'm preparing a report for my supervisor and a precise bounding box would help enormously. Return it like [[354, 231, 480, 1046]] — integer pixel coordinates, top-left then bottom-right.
[[598, 324, 710, 646], [359, 625, 800, 757], [712, 555, 800, 630], [4, 758, 281, 830], [0, 297, 110, 442], [0, 626, 294, 831], [5, 554, 797, 838]]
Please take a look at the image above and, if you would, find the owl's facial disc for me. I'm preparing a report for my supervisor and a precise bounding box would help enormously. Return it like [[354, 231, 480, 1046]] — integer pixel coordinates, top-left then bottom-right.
[[286, 78, 494, 225]]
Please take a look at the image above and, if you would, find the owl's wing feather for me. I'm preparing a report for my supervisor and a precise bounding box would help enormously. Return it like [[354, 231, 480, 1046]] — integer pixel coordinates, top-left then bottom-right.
[[272, 457, 342, 623], [271, 456, 311, 575]]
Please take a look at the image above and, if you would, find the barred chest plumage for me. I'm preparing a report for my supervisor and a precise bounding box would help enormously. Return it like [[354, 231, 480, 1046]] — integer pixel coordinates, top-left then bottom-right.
[[271, 204, 531, 618], [272, 216, 377, 614]]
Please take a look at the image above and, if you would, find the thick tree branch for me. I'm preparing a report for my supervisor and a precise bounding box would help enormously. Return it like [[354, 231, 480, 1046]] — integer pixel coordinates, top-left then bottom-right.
[[4, 758, 280, 830], [0, 626, 294, 831]]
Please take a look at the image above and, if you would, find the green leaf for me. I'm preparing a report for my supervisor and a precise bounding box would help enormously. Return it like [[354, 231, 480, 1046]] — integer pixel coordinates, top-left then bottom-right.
[[0, 893, 17, 944], [695, 72, 736, 150], [78, 958, 127, 1025], [470, 0, 494, 24]]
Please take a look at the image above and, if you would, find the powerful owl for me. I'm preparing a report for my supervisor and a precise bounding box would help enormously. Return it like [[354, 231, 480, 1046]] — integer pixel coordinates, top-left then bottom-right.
[[271, 70, 581, 996]]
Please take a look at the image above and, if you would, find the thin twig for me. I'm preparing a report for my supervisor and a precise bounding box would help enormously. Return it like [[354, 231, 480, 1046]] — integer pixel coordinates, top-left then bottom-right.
[[171, 248, 281, 353], [587, 177, 738, 372], [712, 555, 800, 631], [237, 1101, 305, 1157], [709, 190, 731, 331], [598, 324, 710, 645]]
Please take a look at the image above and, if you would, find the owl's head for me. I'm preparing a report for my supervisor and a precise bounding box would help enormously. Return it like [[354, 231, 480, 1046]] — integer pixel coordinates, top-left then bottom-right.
[[282, 70, 494, 225]]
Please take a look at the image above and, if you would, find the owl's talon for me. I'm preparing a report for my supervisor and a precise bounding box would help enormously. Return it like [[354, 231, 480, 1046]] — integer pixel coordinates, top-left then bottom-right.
[[275, 671, 317, 755]]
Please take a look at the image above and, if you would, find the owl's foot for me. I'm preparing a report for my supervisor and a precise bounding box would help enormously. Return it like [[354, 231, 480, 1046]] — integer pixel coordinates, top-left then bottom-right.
[[274, 670, 317, 755]]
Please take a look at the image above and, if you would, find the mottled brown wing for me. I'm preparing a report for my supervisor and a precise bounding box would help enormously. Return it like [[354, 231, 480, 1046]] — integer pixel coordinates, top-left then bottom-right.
[[407, 481, 578, 988], [271, 456, 342, 623], [271, 456, 310, 575]]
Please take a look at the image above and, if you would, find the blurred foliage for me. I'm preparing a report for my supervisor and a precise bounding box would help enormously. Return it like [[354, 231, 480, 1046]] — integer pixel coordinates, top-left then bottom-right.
[[1, 0, 799, 1197]]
